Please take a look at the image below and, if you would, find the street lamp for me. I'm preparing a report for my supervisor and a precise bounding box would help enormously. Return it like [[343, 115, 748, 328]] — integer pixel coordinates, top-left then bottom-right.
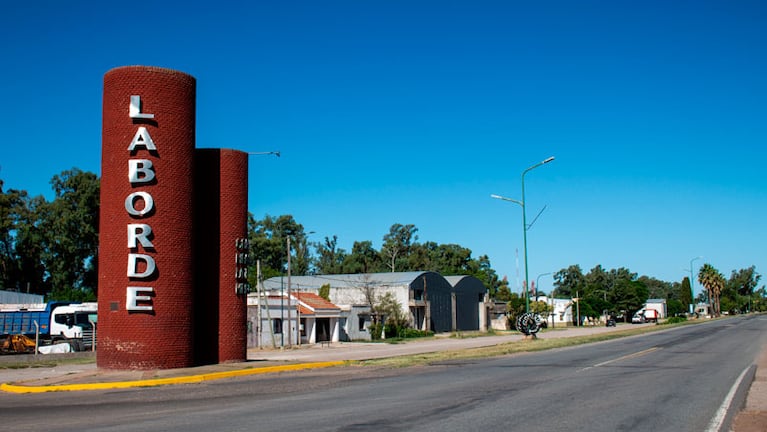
[[688, 256, 703, 312], [535, 272, 553, 302], [492, 156, 555, 313], [247, 151, 281, 157]]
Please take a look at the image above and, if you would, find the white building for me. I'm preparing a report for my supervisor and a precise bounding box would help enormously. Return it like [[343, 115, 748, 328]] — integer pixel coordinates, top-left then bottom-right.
[[246, 291, 342, 348], [262, 271, 488, 338]]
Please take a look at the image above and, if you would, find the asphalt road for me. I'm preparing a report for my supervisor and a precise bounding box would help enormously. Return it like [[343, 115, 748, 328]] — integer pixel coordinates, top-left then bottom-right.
[[1, 316, 763, 432]]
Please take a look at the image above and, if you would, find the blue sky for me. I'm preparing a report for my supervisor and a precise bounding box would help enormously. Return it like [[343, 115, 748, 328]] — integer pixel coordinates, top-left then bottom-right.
[[2, 1, 765, 297]]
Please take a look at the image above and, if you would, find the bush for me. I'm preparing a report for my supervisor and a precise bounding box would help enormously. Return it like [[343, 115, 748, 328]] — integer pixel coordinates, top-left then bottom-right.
[[369, 323, 433, 340], [369, 323, 383, 341], [664, 316, 687, 325], [398, 327, 433, 339]]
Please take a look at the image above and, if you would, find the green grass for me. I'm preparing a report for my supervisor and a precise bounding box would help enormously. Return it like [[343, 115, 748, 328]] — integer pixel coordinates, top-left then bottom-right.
[[0, 354, 95, 370]]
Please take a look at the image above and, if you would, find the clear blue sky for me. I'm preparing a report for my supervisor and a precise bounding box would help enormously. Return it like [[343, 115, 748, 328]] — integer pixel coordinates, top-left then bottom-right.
[[2, 1, 765, 297]]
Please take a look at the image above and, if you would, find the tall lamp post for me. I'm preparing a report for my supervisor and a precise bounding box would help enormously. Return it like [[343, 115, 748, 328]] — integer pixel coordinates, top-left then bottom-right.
[[490, 156, 554, 312], [688, 256, 703, 312], [492, 156, 555, 313], [535, 272, 553, 302]]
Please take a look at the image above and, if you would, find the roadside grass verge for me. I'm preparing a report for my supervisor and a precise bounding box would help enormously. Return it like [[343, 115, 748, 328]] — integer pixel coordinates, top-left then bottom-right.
[[0, 353, 95, 370]]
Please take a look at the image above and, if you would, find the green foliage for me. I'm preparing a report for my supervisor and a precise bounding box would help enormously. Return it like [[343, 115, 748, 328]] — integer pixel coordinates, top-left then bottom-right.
[[699, 263, 725, 317], [314, 235, 346, 275], [318, 283, 331, 301], [553, 265, 585, 298], [529, 300, 551, 315], [248, 214, 309, 278], [3, 167, 762, 320], [313, 222, 501, 295], [43, 169, 100, 300], [343, 240, 382, 273], [494, 279, 511, 301], [396, 327, 433, 339], [666, 299, 685, 317], [376, 292, 408, 327], [369, 323, 383, 341], [370, 322, 432, 341], [0, 170, 99, 300], [679, 277, 693, 311], [664, 316, 687, 325], [381, 223, 418, 272]]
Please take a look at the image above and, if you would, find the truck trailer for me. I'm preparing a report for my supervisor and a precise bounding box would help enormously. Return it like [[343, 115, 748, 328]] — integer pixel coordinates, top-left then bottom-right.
[[0, 302, 97, 353]]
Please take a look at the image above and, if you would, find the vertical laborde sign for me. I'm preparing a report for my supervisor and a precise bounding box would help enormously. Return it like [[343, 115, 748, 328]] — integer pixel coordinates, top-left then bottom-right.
[[99, 66, 196, 370]]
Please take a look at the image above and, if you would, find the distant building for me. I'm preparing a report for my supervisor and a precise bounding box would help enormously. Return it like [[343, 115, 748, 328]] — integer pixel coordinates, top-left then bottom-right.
[[645, 299, 668, 319], [246, 291, 343, 347], [261, 271, 487, 340]]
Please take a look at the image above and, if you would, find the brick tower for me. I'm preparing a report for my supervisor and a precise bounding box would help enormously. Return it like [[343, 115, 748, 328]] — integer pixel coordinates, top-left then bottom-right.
[[98, 66, 248, 369]]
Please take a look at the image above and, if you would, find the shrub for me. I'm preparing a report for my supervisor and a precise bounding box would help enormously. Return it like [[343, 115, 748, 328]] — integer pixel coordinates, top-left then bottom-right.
[[664, 316, 687, 325]]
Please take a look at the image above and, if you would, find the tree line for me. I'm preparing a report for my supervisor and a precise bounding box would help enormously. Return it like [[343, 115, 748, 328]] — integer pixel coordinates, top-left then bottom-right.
[[1, 169, 763, 317], [247, 214, 500, 291]]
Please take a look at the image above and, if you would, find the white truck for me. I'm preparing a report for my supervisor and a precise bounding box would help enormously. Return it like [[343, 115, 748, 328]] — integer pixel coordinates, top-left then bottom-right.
[[0, 301, 97, 353], [632, 308, 660, 324]]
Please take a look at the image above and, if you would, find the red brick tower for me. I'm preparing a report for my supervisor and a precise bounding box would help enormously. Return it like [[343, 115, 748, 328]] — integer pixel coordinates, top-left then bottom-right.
[[98, 66, 197, 369], [194, 149, 249, 364]]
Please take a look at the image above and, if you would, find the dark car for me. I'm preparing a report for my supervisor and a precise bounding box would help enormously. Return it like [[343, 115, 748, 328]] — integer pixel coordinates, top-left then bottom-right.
[[606, 316, 617, 327]]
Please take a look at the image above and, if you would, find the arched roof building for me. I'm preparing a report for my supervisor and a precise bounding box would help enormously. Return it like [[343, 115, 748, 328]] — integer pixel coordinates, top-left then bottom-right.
[[263, 271, 486, 333]]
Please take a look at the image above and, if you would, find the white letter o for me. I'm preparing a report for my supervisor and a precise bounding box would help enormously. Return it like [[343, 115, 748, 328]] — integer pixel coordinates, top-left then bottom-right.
[[125, 191, 154, 216]]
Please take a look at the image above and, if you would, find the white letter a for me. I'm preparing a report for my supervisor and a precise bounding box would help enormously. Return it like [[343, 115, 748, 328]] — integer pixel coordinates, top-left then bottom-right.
[[128, 127, 157, 152]]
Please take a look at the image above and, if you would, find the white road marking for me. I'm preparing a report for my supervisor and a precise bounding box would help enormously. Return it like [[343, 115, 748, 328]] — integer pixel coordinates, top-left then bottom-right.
[[578, 347, 660, 372], [705, 365, 752, 432]]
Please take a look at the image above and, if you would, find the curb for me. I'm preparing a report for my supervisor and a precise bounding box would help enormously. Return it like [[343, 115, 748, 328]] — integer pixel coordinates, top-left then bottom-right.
[[0, 361, 347, 394]]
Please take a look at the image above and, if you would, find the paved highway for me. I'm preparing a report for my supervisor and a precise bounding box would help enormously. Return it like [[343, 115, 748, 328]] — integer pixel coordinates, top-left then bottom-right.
[[1, 316, 764, 432]]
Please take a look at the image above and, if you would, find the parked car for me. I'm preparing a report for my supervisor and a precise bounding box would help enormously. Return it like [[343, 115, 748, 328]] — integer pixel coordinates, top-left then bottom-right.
[[606, 317, 617, 327]]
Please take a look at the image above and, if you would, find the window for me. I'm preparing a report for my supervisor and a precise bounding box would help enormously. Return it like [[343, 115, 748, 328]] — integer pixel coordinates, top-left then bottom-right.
[[358, 316, 368, 331], [273, 318, 283, 334]]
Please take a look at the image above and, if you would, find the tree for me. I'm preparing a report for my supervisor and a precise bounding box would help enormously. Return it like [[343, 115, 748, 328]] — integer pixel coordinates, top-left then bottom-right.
[[612, 279, 648, 317], [40, 169, 100, 300], [698, 263, 725, 317], [314, 235, 346, 275], [353, 273, 379, 322], [0, 179, 52, 295], [529, 300, 551, 315], [472, 254, 500, 297], [638, 276, 672, 300], [318, 283, 331, 301], [679, 277, 693, 313], [343, 240, 382, 274], [553, 265, 585, 298], [248, 214, 306, 279], [495, 277, 512, 301], [723, 266, 762, 313], [381, 223, 418, 272], [376, 292, 407, 328]]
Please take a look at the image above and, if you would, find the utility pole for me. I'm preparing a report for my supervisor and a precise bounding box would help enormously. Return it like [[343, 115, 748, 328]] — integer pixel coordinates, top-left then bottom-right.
[[287, 236, 292, 348], [423, 275, 430, 332], [296, 283, 301, 346]]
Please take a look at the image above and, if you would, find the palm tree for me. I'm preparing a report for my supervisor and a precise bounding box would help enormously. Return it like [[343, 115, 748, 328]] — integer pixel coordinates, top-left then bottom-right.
[[698, 263, 725, 317]]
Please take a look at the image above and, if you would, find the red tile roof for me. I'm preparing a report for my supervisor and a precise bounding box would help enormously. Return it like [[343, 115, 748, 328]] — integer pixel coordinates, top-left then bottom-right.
[[295, 292, 340, 310]]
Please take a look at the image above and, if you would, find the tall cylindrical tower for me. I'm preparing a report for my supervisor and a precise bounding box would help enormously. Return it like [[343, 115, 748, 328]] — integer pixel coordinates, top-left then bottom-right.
[[99, 66, 196, 369], [193, 149, 249, 364]]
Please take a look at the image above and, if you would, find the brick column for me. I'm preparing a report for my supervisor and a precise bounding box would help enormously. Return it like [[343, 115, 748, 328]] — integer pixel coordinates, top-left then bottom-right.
[[98, 66, 196, 369], [194, 149, 248, 364]]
